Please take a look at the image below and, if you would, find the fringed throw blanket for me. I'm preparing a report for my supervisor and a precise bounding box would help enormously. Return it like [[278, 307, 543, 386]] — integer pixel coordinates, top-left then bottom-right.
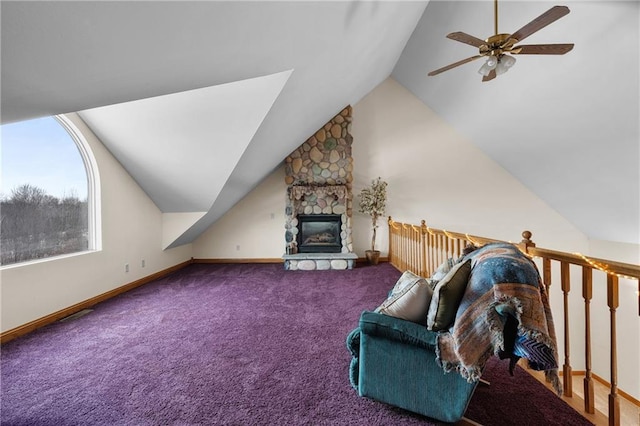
[[436, 243, 562, 395]]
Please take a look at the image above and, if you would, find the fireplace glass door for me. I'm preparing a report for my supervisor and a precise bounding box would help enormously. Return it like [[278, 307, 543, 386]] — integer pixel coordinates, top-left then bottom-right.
[[297, 214, 342, 253]]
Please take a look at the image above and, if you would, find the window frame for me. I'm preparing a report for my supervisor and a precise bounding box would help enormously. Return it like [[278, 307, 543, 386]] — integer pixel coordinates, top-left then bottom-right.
[[0, 114, 102, 269]]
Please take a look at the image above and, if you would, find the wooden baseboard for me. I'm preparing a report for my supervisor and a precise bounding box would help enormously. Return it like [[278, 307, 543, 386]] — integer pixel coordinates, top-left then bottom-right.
[[192, 258, 283, 264], [525, 368, 609, 425], [591, 372, 640, 407], [0, 259, 193, 344], [357, 256, 389, 264], [520, 364, 640, 408], [560, 369, 640, 407], [560, 370, 587, 376]]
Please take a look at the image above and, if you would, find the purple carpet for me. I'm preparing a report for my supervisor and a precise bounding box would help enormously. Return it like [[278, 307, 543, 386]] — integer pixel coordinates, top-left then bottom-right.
[[1, 263, 592, 425]]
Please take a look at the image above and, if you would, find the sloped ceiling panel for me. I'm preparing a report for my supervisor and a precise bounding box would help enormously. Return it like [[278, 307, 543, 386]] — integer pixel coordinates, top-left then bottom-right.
[[79, 70, 293, 213]]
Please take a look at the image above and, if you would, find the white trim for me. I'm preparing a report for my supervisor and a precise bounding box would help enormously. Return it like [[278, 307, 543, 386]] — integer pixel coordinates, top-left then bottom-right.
[[0, 250, 96, 270], [55, 114, 102, 251]]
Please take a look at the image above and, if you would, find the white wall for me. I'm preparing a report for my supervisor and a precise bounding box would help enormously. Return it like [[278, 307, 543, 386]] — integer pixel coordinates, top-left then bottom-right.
[[191, 77, 639, 270], [192, 165, 287, 259], [192, 78, 590, 259], [351, 77, 589, 255], [0, 113, 192, 333], [588, 240, 640, 265]]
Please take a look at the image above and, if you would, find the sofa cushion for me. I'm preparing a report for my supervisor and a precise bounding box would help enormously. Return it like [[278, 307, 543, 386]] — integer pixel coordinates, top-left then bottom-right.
[[430, 257, 457, 281], [375, 270, 433, 324], [359, 311, 438, 349], [426, 258, 472, 331]]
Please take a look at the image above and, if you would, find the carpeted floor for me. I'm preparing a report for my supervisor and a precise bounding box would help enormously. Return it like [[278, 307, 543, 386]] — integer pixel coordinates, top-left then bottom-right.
[[1, 263, 592, 425]]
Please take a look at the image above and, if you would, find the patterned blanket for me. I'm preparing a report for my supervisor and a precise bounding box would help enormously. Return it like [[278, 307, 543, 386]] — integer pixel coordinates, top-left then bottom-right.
[[436, 243, 562, 395]]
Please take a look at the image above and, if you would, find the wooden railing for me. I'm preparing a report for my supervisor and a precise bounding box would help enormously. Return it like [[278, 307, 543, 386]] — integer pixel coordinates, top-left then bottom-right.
[[387, 217, 640, 426]]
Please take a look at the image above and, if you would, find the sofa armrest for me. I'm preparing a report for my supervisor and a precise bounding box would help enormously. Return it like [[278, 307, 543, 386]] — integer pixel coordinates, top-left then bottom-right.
[[359, 311, 438, 351]]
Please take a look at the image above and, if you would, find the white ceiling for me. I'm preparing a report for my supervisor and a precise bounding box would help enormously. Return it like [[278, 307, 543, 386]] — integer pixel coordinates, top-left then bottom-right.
[[2, 1, 638, 247], [393, 1, 639, 245]]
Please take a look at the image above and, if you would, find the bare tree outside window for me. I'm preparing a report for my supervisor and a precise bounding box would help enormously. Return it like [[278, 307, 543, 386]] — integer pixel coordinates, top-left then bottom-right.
[[1, 184, 88, 265]]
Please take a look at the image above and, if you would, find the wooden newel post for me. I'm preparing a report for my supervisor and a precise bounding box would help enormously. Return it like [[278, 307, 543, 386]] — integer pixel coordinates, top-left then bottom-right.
[[520, 230, 535, 253]]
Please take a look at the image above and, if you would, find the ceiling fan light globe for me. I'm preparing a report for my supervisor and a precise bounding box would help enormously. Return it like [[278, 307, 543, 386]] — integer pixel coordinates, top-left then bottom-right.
[[478, 62, 493, 76], [495, 61, 509, 75], [501, 54, 516, 68], [486, 55, 498, 68]]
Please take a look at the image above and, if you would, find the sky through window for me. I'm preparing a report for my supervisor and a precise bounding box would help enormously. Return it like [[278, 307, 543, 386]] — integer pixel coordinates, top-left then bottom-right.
[[1, 116, 88, 200]]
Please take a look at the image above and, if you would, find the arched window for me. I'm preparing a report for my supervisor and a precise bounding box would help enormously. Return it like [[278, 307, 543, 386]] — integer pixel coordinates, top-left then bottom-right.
[[0, 115, 101, 266]]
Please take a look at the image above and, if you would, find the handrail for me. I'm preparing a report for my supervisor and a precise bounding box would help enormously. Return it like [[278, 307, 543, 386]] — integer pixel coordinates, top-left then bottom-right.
[[387, 217, 640, 426], [528, 247, 640, 280]]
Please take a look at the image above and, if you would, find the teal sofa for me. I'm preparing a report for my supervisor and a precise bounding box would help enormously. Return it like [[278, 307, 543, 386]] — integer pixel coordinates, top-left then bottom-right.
[[346, 244, 563, 422], [347, 311, 478, 423]]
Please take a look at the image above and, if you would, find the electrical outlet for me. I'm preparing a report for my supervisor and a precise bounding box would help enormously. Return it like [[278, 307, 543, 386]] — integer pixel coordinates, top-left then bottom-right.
[[125, 263, 129, 273], [236, 245, 240, 251], [270, 213, 275, 220], [141, 259, 146, 268]]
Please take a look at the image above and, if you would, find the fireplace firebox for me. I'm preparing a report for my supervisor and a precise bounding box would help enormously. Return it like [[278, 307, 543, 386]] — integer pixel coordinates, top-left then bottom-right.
[[297, 214, 342, 253]]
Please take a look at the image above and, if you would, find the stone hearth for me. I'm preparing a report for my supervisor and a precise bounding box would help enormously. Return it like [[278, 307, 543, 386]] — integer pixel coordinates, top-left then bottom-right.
[[283, 253, 358, 271]]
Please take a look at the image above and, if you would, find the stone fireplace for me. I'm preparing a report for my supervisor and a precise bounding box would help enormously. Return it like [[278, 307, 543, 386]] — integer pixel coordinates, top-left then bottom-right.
[[283, 106, 357, 270]]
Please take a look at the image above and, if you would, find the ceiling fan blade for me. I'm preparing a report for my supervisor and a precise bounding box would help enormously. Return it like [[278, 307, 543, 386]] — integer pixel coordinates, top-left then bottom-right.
[[512, 44, 574, 55], [482, 69, 496, 82], [427, 55, 483, 76], [447, 32, 486, 48], [507, 5, 571, 44]]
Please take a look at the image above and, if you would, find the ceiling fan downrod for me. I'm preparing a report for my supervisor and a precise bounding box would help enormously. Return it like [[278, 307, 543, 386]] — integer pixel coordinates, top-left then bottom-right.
[[494, 0, 499, 35]]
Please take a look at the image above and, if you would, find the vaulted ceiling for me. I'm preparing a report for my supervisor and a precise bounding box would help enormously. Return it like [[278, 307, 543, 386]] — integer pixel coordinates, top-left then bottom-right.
[[2, 1, 638, 247]]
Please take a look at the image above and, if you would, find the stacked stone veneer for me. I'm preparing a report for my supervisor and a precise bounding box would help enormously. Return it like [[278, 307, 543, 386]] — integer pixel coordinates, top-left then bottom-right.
[[284, 106, 355, 270]]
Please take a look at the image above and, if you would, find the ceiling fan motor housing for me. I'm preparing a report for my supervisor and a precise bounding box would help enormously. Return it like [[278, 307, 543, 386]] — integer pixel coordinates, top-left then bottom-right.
[[480, 33, 518, 57]]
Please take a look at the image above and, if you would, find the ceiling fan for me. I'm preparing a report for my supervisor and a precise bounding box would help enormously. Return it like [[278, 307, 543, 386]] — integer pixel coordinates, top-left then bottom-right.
[[427, 0, 574, 82]]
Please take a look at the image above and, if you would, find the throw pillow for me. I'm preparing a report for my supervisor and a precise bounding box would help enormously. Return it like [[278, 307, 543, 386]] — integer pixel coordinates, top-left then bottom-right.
[[375, 270, 433, 324], [430, 257, 457, 282], [426, 258, 472, 331]]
